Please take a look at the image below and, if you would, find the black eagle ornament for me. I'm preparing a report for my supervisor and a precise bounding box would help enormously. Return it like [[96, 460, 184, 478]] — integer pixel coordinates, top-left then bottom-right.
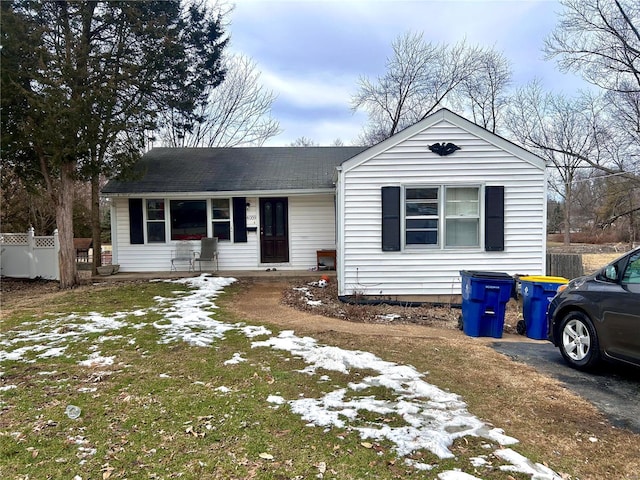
[[428, 142, 461, 156]]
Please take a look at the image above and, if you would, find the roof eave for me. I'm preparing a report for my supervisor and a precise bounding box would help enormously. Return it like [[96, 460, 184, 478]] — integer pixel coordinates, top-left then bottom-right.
[[101, 188, 337, 198]]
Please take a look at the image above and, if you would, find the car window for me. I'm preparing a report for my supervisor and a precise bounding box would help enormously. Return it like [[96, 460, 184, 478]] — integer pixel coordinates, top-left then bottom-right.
[[622, 252, 640, 285]]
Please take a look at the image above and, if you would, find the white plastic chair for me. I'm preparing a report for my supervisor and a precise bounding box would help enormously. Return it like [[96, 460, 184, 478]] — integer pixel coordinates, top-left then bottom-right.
[[170, 241, 194, 272]]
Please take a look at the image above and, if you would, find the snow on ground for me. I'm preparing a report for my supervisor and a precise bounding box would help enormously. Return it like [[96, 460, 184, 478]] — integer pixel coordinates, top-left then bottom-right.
[[0, 275, 562, 479]]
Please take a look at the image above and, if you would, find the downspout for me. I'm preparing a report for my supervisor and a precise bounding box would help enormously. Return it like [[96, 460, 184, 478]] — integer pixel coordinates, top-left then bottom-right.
[[110, 200, 118, 266], [543, 162, 549, 275], [335, 166, 345, 296]]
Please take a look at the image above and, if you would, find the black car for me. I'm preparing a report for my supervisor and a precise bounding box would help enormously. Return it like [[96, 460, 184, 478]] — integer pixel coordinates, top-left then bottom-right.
[[548, 247, 640, 370]]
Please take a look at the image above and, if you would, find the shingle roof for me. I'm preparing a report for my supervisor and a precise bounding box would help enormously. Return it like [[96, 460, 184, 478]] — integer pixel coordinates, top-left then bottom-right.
[[102, 147, 367, 195]]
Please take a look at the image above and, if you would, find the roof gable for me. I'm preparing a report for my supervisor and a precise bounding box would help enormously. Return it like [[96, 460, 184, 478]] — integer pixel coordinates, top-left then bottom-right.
[[102, 146, 367, 195], [340, 108, 546, 173]]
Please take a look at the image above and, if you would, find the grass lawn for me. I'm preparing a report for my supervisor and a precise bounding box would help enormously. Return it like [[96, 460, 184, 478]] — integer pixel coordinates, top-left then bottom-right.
[[1, 276, 638, 479]]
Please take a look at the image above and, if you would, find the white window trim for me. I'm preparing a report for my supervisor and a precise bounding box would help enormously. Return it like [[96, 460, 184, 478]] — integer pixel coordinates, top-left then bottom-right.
[[145, 198, 166, 244], [402, 184, 484, 251], [210, 197, 233, 242]]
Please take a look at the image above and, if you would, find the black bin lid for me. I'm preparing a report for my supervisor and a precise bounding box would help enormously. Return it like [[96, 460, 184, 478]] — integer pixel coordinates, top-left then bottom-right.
[[460, 270, 513, 280]]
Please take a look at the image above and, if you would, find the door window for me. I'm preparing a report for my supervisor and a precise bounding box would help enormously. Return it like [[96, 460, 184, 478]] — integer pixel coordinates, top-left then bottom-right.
[[622, 252, 640, 284]]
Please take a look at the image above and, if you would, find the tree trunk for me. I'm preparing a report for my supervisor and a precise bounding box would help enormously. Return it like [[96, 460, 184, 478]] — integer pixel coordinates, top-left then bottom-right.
[[563, 183, 572, 246], [91, 174, 102, 275], [57, 162, 79, 288]]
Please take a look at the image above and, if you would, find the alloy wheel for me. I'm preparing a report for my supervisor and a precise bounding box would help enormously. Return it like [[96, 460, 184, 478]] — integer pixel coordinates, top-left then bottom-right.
[[562, 318, 591, 361]]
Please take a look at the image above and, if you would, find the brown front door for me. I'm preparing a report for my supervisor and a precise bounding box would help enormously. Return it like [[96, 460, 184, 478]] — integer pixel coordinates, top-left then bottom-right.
[[260, 198, 289, 263]]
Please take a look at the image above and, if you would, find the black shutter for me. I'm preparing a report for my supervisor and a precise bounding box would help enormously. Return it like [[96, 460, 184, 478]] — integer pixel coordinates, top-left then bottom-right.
[[381, 186, 401, 251], [485, 186, 504, 251], [232, 197, 247, 243], [129, 198, 144, 245]]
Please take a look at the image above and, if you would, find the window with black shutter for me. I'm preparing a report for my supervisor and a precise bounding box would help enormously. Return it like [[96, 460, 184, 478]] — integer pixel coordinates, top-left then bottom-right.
[[381, 184, 502, 251]]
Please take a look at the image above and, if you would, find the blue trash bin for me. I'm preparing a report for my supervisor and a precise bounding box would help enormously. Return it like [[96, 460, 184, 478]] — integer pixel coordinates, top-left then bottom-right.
[[460, 271, 515, 338], [519, 276, 569, 340]]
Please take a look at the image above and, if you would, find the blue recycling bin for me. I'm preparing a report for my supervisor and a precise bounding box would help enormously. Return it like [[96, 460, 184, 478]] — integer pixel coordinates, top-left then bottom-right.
[[519, 276, 569, 340], [460, 271, 515, 338]]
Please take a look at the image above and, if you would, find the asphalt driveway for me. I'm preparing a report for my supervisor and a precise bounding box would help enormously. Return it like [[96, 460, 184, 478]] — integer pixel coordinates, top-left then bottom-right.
[[491, 340, 640, 433]]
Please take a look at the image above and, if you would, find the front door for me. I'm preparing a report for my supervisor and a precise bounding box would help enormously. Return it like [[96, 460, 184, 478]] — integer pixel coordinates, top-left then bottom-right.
[[260, 198, 289, 263]]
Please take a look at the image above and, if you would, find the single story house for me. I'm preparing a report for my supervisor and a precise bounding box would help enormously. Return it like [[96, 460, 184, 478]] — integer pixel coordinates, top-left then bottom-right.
[[102, 108, 547, 300]]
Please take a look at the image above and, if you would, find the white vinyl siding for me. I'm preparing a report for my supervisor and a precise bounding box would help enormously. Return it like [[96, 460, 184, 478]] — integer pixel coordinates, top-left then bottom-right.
[[111, 194, 335, 272], [338, 116, 546, 297], [287, 195, 336, 268]]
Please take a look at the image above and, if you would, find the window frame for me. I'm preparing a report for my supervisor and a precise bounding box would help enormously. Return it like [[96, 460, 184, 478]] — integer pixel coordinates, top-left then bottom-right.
[[133, 197, 241, 244], [402, 184, 483, 250], [145, 199, 166, 243], [404, 186, 441, 247], [211, 197, 232, 242], [169, 199, 208, 241], [444, 186, 481, 248]]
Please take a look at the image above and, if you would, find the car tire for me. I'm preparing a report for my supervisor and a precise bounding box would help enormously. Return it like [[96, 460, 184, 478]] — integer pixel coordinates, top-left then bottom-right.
[[558, 311, 601, 370]]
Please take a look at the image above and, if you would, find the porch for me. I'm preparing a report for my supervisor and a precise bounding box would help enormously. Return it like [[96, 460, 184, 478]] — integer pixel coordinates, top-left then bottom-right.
[[86, 269, 335, 284]]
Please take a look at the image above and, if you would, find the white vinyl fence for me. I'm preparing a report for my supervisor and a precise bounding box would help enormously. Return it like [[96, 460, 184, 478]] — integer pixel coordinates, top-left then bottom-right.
[[1, 228, 60, 280]]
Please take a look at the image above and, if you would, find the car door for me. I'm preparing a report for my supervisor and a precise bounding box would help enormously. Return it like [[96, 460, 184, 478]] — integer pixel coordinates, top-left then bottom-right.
[[598, 250, 640, 364]]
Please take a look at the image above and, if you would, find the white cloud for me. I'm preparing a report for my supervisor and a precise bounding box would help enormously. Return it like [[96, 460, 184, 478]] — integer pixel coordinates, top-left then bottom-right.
[[264, 115, 367, 146], [226, 0, 586, 145], [260, 68, 356, 110]]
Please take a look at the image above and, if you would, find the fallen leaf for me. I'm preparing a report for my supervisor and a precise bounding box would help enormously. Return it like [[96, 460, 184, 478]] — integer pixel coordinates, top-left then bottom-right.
[[361, 442, 373, 449], [259, 452, 274, 460]]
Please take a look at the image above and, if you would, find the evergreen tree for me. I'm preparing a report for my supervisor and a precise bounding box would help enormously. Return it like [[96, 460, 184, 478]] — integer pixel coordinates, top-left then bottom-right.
[[1, 1, 227, 287]]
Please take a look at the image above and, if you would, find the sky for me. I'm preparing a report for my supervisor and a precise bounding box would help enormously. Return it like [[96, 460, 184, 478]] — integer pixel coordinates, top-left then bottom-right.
[[1, 275, 565, 478], [226, 0, 585, 146]]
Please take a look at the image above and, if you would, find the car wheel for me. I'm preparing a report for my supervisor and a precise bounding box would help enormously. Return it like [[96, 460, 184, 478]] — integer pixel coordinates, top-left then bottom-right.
[[558, 311, 601, 370]]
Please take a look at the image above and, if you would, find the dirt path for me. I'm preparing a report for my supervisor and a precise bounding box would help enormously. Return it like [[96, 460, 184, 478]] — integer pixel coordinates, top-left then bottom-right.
[[225, 280, 532, 345]]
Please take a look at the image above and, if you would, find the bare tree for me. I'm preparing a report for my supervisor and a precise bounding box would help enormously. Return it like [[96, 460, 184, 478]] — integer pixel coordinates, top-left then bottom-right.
[[545, 0, 640, 169], [505, 81, 601, 245], [352, 32, 487, 145], [596, 174, 640, 241], [453, 49, 512, 133], [161, 54, 280, 147], [289, 136, 318, 147], [545, 0, 640, 93], [0, 167, 57, 234]]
